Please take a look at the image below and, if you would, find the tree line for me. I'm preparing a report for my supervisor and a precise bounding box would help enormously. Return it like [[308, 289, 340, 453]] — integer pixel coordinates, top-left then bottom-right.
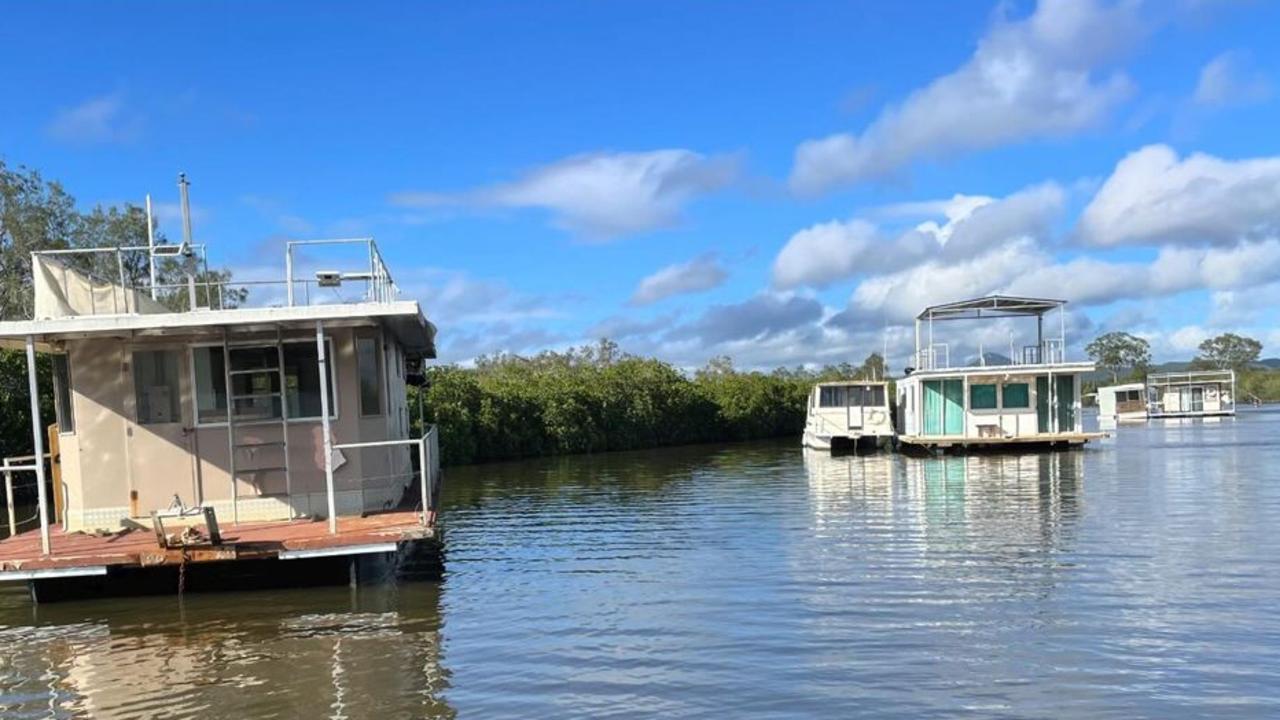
[[1086, 330, 1279, 403], [409, 340, 886, 466]]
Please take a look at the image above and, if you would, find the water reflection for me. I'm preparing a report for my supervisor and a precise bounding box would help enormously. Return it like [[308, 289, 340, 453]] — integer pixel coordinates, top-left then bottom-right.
[[0, 583, 452, 719]]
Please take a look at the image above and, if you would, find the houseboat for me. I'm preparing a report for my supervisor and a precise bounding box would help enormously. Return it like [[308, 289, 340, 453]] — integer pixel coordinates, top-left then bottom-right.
[[1146, 370, 1235, 419], [1096, 382, 1148, 425], [0, 188, 441, 601], [895, 296, 1104, 453], [802, 380, 894, 452]]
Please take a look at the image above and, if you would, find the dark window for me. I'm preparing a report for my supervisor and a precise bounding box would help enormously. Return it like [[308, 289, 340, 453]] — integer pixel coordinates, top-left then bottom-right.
[[357, 336, 383, 416], [194, 341, 335, 423], [133, 350, 181, 424], [970, 383, 998, 410], [1002, 382, 1030, 408], [819, 386, 845, 407], [52, 355, 74, 433]]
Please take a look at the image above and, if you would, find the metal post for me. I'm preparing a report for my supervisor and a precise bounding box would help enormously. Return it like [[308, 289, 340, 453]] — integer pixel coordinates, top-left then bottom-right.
[[1037, 315, 1044, 363], [286, 244, 294, 307], [418, 436, 429, 526], [26, 336, 51, 556], [115, 249, 127, 311], [317, 321, 337, 534], [179, 174, 197, 311], [146, 194, 158, 300], [275, 328, 294, 518], [222, 330, 238, 525], [4, 458, 15, 537]]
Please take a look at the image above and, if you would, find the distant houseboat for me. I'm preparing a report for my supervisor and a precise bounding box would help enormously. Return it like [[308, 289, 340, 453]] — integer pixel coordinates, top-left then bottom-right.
[[802, 381, 894, 452], [1097, 382, 1148, 424], [0, 189, 441, 601], [1146, 370, 1236, 419], [895, 296, 1104, 453]]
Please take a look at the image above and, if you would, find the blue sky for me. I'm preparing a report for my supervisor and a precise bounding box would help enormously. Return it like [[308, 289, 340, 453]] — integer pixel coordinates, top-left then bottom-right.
[[4, 0, 1280, 368]]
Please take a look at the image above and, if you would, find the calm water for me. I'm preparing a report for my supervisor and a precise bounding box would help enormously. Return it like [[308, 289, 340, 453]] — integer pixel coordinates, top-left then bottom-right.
[[3, 410, 1280, 718]]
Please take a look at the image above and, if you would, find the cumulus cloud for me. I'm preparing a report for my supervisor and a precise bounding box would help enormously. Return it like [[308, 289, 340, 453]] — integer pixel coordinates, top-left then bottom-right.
[[1078, 144, 1280, 246], [630, 253, 727, 305], [668, 293, 824, 345], [46, 93, 141, 144], [389, 150, 739, 240], [789, 0, 1139, 194], [772, 183, 1063, 288], [1194, 50, 1271, 107]]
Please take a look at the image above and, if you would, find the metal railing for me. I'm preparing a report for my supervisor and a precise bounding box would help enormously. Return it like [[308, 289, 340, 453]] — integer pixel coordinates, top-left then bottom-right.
[[916, 340, 1065, 371], [2, 453, 53, 540], [332, 425, 440, 532], [286, 238, 399, 308]]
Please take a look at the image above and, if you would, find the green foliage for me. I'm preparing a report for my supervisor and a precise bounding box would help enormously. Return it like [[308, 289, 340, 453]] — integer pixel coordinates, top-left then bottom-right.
[[1085, 332, 1151, 383], [411, 342, 865, 466], [1195, 333, 1262, 372], [1238, 369, 1280, 404]]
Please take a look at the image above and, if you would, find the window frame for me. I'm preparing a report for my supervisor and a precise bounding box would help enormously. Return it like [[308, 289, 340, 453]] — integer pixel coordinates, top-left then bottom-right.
[[133, 349, 184, 426], [969, 382, 999, 411], [52, 353, 75, 435], [1001, 382, 1031, 409], [356, 333, 384, 417], [189, 339, 339, 428]]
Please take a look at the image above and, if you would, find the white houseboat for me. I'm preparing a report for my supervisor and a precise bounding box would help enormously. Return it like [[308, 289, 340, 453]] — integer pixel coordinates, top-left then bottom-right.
[[895, 296, 1103, 453], [1096, 382, 1148, 425], [0, 182, 442, 600], [1146, 370, 1236, 419], [802, 380, 894, 452]]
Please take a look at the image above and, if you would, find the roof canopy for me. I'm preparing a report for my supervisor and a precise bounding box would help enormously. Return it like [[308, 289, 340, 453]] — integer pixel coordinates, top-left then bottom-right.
[[916, 295, 1065, 322]]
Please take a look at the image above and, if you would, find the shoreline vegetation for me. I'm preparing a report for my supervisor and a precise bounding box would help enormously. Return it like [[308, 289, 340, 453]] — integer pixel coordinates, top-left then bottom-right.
[[409, 340, 886, 467]]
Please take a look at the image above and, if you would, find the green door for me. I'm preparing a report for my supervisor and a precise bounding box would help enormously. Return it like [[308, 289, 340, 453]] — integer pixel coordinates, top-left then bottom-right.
[[923, 380, 943, 435], [943, 379, 964, 435], [1036, 376, 1050, 433], [1056, 375, 1075, 432]]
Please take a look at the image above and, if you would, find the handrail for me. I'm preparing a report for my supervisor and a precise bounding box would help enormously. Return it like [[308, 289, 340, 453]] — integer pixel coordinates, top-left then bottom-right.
[[333, 424, 439, 528]]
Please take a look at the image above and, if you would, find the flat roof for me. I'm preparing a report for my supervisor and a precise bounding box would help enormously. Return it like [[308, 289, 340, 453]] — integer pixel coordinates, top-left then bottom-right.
[[0, 301, 436, 358], [903, 361, 1096, 379], [917, 295, 1066, 321]]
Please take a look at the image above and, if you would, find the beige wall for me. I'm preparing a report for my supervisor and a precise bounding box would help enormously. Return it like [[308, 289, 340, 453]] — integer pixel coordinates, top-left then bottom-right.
[[58, 325, 414, 531]]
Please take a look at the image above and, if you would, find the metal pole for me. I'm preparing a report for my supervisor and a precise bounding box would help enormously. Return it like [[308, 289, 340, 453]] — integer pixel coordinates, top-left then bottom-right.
[[223, 330, 238, 525], [146, 194, 158, 300], [179, 174, 197, 311], [317, 321, 337, 534], [26, 336, 51, 555], [4, 458, 15, 537], [275, 327, 294, 519], [418, 436, 429, 526], [286, 244, 294, 307], [115, 249, 127, 311]]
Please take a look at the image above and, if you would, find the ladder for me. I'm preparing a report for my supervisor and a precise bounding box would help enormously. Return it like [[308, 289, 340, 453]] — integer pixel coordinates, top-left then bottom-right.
[[223, 327, 293, 524]]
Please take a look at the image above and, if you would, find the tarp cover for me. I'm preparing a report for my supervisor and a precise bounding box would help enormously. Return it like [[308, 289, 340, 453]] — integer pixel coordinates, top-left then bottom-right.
[[33, 255, 170, 319]]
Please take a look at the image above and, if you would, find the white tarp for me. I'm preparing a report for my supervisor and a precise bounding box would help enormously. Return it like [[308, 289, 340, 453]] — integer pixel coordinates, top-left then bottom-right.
[[33, 254, 170, 319]]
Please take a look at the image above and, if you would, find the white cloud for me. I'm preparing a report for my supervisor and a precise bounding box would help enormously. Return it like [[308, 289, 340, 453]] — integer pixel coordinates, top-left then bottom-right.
[[771, 183, 1063, 288], [46, 93, 141, 144], [789, 0, 1139, 194], [389, 150, 739, 240], [630, 253, 727, 305], [1194, 50, 1271, 107], [1078, 144, 1280, 246]]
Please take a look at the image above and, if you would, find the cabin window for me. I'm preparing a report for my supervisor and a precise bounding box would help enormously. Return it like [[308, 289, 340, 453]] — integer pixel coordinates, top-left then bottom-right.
[[192, 341, 335, 424], [969, 383, 998, 410], [52, 354, 75, 433], [1002, 383, 1030, 409], [133, 350, 182, 424], [357, 336, 383, 416], [819, 386, 845, 407], [854, 385, 886, 407]]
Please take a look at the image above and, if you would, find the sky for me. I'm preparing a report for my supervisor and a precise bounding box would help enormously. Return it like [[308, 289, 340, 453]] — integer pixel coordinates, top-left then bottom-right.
[[4, 0, 1280, 370]]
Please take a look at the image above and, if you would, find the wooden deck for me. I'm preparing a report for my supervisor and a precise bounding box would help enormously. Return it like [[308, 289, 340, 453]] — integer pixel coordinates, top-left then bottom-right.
[[898, 432, 1105, 451], [0, 511, 435, 581]]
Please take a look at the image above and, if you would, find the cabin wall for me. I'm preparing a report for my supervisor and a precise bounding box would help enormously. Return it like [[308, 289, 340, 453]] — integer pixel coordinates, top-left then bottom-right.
[[900, 370, 1084, 438], [58, 326, 414, 532]]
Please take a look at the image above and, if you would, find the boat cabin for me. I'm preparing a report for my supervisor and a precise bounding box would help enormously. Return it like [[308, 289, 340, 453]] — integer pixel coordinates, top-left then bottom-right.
[[1097, 382, 1148, 425], [1146, 370, 1235, 419], [0, 235, 440, 578], [895, 296, 1101, 452], [802, 381, 894, 451]]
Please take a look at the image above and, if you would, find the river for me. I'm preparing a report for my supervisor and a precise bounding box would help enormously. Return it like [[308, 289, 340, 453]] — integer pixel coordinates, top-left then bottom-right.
[[3, 409, 1279, 718]]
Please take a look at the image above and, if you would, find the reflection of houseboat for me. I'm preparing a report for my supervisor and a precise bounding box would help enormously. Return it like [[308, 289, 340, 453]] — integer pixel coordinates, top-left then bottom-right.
[[0, 184, 442, 600], [1096, 382, 1147, 424], [1147, 370, 1235, 419], [802, 381, 895, 452], [895, 296, 1104, 453]]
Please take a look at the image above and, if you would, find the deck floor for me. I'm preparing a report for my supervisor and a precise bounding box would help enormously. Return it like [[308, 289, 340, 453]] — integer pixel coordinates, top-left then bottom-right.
[[898, 432, 1105, 449], [0, 511, 434, 576]]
